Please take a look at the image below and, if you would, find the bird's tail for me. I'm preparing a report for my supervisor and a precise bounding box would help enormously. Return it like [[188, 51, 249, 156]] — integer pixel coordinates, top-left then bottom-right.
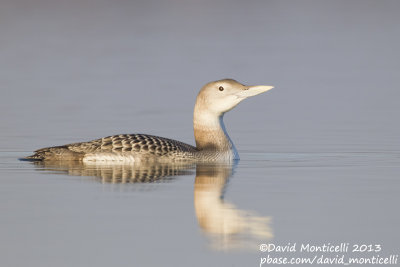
[[21, 146, 83, 161]]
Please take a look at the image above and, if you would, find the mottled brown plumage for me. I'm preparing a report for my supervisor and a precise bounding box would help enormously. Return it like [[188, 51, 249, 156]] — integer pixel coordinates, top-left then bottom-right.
[[26, 134, 197, 161]]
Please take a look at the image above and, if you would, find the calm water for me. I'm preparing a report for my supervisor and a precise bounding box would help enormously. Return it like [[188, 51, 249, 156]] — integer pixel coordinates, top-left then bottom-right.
[[1, 1, 400, 266]]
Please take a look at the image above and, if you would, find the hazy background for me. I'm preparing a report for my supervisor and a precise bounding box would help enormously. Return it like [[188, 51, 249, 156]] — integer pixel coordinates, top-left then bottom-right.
[[1, 0, 399, 152], [0, 0, 399, 266]]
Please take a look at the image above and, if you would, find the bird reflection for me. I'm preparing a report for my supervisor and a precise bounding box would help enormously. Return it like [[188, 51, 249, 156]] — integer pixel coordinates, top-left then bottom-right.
[[194, 164, 273, 250], [30, 160, 272, 250], [32, 160, 195, 183]]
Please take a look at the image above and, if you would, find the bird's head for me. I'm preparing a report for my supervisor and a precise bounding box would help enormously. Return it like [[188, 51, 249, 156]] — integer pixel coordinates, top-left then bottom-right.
[[195, 79, 274, 116]]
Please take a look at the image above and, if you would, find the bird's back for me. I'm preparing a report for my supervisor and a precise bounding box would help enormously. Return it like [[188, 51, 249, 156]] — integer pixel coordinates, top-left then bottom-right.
[[24, 134, 198, 162]]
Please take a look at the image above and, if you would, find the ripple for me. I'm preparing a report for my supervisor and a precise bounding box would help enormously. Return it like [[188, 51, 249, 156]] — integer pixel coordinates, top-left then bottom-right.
[[241, 151, 400, 168]]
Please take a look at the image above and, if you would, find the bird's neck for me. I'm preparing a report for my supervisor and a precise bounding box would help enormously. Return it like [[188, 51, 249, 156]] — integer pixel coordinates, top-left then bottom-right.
[[193, 107, 238, 157]]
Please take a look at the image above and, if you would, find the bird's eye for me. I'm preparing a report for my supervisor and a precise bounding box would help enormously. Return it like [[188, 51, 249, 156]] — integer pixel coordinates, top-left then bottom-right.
[[219, 86, 224, 91]]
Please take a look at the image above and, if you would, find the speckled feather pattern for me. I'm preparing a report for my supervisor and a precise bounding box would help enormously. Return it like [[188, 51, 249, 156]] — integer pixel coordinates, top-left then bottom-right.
[[28, 134, 198, 161], [73, 134, 196, 155]]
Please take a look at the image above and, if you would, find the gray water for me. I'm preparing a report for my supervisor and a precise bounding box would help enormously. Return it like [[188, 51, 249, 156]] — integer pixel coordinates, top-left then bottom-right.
[[1, 0, 400, 266]]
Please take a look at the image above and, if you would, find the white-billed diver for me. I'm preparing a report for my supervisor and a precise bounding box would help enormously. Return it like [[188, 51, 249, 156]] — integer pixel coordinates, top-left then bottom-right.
[[24, 79, 274, 162]]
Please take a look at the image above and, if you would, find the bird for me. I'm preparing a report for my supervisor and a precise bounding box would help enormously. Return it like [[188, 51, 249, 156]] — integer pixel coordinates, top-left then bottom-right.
[[23, 79, 274, 162]]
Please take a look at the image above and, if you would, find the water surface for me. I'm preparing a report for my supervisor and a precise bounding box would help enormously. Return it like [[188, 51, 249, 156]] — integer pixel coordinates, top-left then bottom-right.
[[1, 0, 400, 266]]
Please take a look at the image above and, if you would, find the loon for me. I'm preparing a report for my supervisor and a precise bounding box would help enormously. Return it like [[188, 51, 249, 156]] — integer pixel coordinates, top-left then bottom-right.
[[24, 79, 274, 162]]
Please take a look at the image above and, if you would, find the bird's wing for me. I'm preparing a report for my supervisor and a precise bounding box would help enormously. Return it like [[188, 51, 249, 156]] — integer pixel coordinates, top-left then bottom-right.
[[67, 134, 197, 156]]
